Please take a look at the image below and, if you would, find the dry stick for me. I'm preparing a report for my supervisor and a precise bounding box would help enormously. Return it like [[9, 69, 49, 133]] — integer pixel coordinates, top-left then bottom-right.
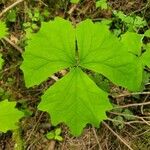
[[141, 95, 149, 114], [113, 101, 150, 109], [0, 0, 25, 54], [114, 91, 150, 98], [48, 140, 56, 150], [26, 112, 44, 143], [140, 118, 150, 126], [107, 118, 150, 125], [68, 4, 77, 15], [109, 111, 150, 119], [51, 75, 59, 81], [3, 37, 23, 53], [0, 0, 25, 18], [92, 127, 103, 150], [102, 121, 133, 150]]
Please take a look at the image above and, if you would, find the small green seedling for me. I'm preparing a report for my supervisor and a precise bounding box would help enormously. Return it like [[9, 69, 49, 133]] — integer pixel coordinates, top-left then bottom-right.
[[96, 0, 108, 9], [46, 128, 63, 141], [112, 107, 135, 129]]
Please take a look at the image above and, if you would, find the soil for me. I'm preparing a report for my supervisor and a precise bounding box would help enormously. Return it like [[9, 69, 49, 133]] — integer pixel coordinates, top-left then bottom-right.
[[0, 0, 150, 150]]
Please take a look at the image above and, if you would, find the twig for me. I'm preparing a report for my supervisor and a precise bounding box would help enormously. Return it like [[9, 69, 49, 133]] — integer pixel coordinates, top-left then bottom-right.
[[51, 75, 59, 81], [140, 118, 150, 126], [3, 37, 23, 53], [102, 121, 133, 150], [92, 127, 103, 150], [0, 0, 25, 18], [107, 118, 148, 125], [109, 111, 150, 119], [68, 4, 77, 15], [141, 95, 149, 114], [114, 91, 150, 98], [113, 101, 150, 109], [48, 140, 56, 150], [25, 112, 44, 143]]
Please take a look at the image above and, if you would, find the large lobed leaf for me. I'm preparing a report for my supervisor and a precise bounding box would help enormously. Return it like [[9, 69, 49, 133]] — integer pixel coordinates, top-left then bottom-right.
[[0, 100, 24, 133], [141, 43, 150, 67], [121, 31, 143, 56], [21, 17, 76, 87], [77, 20, 142, 91], [121, 31, 150, 68], [144, 29, 150, 38], [38, 68, 112, 136], [21, 17, 144, 135]]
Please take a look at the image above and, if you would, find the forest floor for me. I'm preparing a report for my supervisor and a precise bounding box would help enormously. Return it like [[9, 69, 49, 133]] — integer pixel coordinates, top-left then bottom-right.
[[0, 0, 150, 150]]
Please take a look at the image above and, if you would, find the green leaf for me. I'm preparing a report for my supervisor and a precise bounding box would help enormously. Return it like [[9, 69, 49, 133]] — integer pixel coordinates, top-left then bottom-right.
[[144, 29, 150, 37], [76, 20, 142, 91], [141, 43, 150, 67], [122, 109, 135, 120], [55, 128, 61, 135], [7, 9, 17, 22], [21, 17, 76, 87], [46, 131, 55, 139], [113, 116, 124, 129], [114, 11, 146, 31], [101, 19, 112, 26], [38, 68, 112, 136], [0, 54, 3, 69], [89, 73, 110, 92], [22, 18, 144, 136], [96, 0, 108, 9], [134, 16, 147, 28], [46, 128, 62, 141], [70, 0, 80, 4], [55, 135, 63, 141], [121, 32, 143, 56], [0, 100, 24, 133], [0, 21, 7, 39], [0, 21, 7, 69]]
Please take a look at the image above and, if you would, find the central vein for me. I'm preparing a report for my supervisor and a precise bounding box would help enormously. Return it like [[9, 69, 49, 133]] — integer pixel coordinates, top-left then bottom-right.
[[75, 40, 80, 66]]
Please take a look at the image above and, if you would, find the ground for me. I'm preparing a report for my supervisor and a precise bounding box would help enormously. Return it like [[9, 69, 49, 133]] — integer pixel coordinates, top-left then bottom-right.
[[0, 0, 150, 150]]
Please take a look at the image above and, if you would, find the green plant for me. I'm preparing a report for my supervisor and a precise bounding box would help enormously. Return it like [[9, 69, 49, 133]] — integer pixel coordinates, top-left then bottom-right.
[[0, 100, 24, 133], [112, 108, 135, 129], [89, 73, 110, 92], [96, 0, 108, 9], [6, 9, 17, 22], [0, 21, 7, 69], [0, 53, 3, 69], [70, 0, 80, 4], [144, 29, 150, 37], [141, 43, 150, 67], [0, 21, 7, 39], [121, 31, 150, 67], [46, 128, 63, 141], [23, 8, 51, 32], [113, 11, 147, 31], [0, 22, 24, 133], [21, 17, 148, 136]]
